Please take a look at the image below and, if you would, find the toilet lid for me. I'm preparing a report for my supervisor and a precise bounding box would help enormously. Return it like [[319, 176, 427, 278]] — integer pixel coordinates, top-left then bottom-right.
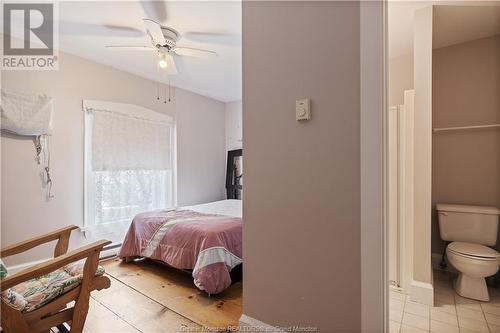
[[448, 242, 500, 259]]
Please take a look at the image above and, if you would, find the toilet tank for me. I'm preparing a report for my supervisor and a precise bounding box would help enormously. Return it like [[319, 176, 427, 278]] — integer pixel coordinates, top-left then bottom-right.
[[437, 204, 500, 246]]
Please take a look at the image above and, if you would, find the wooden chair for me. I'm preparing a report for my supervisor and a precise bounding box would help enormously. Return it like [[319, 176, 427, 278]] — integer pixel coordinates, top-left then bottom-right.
[[0, 225, 111, 333]]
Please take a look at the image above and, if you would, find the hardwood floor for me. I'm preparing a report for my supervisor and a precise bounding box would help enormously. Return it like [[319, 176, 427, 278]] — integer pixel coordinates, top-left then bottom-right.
[[81, 258, 242, 333]]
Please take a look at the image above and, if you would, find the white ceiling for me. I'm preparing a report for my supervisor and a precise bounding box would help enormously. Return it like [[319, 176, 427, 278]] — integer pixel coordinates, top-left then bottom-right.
[[388, 1, 500, 59], [8, 1, 500, 98], [55, 1, 242, 102]]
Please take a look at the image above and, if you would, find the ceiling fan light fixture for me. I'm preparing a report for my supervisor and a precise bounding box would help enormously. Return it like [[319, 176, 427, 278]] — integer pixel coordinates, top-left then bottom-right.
[[158, 58, 168, 68], [106, 19, 214, 76], [158, 53, 168, 69]]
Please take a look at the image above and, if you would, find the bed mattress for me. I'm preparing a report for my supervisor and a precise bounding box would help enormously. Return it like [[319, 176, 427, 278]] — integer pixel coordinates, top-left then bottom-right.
[[118, 200, 242, 294]]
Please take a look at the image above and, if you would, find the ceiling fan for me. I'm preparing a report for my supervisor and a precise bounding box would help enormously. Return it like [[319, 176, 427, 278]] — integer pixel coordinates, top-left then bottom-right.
[[105, 18, 218, 74]]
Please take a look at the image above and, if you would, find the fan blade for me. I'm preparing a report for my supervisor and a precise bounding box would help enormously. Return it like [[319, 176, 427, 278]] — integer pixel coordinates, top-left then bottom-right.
[[183, 32, 240, 46], [103, 24, 145, 36], [58, 21, 145, 37], [172, 46, 217, 58], [142, 18, 166, 46], [140, 1, 168, 22], [105, 45, 156, 51]]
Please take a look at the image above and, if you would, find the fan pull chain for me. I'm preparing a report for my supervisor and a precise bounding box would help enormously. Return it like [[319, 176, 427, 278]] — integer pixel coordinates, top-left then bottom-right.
[[164, 84, 167, 104], [168, 79, 171, 102], [156, 51, 161, 101]]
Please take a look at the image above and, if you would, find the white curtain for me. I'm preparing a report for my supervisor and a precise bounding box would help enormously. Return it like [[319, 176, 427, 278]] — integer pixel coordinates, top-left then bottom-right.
[[85, 107, 174, 242]]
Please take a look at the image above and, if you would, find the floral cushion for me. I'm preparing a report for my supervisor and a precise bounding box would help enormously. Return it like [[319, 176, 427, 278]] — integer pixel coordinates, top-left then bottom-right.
[[1, 260, 105, 313]]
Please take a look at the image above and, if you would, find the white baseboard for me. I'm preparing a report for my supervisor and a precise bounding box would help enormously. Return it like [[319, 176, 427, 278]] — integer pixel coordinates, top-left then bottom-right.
[[409, 279, 434, 306], [239, 314, 284, 332]]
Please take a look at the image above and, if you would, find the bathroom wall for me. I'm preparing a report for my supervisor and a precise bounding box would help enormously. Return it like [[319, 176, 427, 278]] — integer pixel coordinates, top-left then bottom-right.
[[432, 35, 500, 254], [389, 53, 414, 106]]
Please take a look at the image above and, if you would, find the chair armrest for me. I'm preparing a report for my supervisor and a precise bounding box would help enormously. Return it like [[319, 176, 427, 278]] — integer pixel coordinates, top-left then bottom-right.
[[0, 225, 79, 258], [0, 240, 111, 291]]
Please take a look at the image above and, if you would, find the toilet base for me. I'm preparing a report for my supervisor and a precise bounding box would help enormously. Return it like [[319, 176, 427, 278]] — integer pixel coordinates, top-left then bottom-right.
[[454, 273, 490, 301]]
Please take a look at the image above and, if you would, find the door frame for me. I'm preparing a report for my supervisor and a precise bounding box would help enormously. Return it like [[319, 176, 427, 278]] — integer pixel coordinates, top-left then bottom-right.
[[360, 1, 387, 332]]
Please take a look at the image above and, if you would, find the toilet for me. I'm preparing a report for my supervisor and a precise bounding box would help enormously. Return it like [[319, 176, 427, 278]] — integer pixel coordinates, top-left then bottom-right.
[[438, 204, 500, 301]]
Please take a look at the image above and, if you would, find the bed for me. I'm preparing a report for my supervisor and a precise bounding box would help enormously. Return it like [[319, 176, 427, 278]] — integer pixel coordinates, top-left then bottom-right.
[[118, 149, 243, 295], [118, 199, 242, 294]]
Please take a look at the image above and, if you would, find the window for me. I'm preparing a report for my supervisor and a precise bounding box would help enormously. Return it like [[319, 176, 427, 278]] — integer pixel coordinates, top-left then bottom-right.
[[83, 101, 175, 242]]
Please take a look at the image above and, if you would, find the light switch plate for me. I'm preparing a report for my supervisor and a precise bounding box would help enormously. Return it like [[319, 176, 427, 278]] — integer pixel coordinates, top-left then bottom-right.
[[296, 98, 311, 121]]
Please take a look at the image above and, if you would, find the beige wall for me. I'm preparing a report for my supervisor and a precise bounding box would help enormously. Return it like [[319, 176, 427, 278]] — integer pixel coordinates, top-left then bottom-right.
[[389, 53, 414, 106], [176, 89, 226, 207], [225, 101, 243, 151], [242, 1, 361, 331], [1, 51, 226, 266], [432, 35, 500, 254]]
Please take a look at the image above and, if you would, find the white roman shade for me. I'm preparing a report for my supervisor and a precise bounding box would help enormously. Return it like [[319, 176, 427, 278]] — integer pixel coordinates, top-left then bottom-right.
[[91, 110, 171, 171], [83, 100, 175, 243]]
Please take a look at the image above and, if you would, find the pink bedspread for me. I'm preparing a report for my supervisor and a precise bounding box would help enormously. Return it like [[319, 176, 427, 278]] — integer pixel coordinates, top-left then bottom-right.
[[118, 209, 242, 294]]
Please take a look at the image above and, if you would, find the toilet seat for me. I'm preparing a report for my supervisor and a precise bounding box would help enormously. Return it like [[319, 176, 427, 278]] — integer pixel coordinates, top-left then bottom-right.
[[448, 242, 500, 260]]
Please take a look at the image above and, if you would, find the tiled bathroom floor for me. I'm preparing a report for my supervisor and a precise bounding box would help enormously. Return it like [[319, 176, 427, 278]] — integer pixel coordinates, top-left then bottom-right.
[[390, 270, 500, 333]]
